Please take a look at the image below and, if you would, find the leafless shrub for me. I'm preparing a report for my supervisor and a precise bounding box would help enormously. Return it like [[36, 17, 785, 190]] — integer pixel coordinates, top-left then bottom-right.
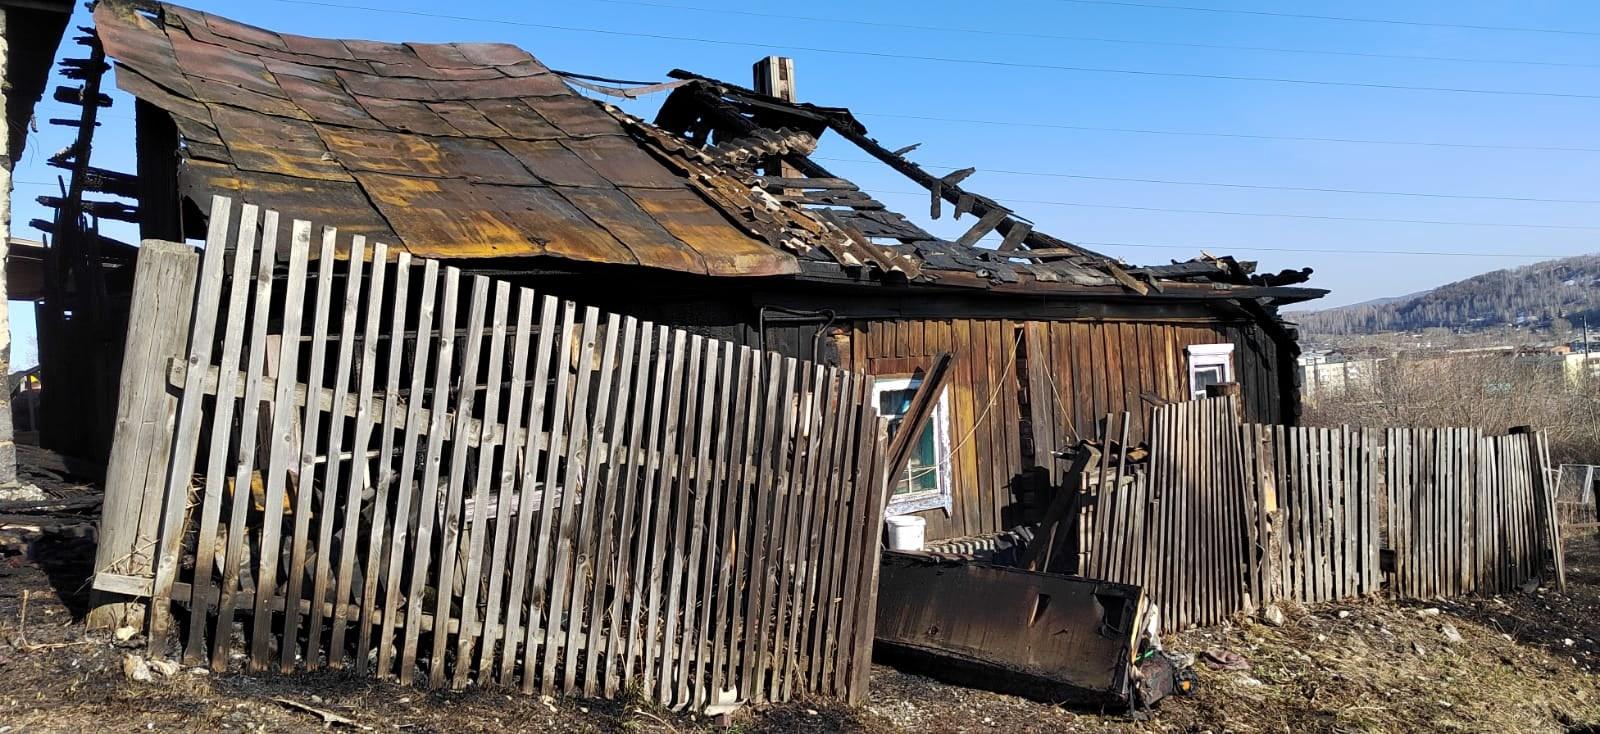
[[1303, 354, 1600, 465]]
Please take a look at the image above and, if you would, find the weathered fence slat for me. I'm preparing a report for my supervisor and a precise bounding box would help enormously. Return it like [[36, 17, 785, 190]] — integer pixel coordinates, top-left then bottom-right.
[[100, 199, 891, 707]]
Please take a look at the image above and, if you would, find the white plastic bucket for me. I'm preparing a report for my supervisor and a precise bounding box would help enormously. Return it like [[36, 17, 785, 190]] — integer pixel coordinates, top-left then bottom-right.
[[885, 515, 926, 551]]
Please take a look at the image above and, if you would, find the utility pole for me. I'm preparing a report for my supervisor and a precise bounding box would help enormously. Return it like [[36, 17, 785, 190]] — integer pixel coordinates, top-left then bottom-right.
[[752, 56, 800, 180]]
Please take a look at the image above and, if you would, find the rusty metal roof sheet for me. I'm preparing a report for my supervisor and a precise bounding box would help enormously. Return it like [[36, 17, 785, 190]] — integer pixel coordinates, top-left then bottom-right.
[[93, 0, 809, 277]]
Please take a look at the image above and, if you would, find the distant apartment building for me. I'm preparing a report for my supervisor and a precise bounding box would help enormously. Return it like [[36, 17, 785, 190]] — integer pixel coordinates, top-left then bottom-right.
[[1298, 352, 1384, 405]]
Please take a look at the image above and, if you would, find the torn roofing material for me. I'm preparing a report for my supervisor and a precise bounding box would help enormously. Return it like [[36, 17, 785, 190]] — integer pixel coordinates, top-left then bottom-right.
[[93, 0, 803, 276], [94, 1, 1325, 305]]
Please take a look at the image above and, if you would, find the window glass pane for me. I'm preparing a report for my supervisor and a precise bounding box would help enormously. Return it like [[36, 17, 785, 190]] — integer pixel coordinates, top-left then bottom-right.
[[1192, 365, 1224, 395], [896, 419, 940, 495]]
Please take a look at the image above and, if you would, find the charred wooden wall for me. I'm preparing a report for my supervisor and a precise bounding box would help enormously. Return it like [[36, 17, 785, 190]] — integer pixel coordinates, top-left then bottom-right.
[[840, 316, 1286, 541]]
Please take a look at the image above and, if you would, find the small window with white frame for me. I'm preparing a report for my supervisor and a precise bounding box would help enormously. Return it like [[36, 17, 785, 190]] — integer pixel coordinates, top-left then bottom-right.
[[872, 374, 954, 516], [1187, 343, 1236, 399]]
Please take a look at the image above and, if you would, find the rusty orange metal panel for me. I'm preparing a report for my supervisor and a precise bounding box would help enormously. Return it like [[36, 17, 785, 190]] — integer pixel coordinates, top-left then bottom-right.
[[275, 72, 383, 130], [524, 95, 626, 137], [553, 187, 708, 275], [278, 33, 357, 61], [426, 73, 570, 101], [469, 99, 563, 140], [625, 187, 799, 277], [349, 95, 462, 136], [342, 38, 418, 65], [210, 106, 352, 182], [183, 160, 397, 253], [499, 139, 610, 188], [167, 29, 285, 99], [187, 74, 311, 120], [563, 137, 686, 190], [335, 69, 437, 100], [405, 42, 477, 69], [353, 173, 545, 258], [452, 42, 537, 68], [425, 101, 505, 138], [317, 126, 537, 184], [193, 10, 288, 52]]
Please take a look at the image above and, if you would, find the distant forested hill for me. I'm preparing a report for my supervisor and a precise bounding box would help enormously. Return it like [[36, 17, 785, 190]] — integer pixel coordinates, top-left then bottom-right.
[[1293, 254, 1600, 336]]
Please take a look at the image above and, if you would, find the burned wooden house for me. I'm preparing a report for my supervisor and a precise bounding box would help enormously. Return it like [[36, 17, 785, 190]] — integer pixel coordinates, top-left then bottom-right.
[[56, 0, 1324, 552]]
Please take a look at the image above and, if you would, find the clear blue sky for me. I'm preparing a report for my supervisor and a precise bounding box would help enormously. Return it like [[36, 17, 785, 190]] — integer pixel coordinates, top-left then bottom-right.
[[11, 0, 1600, 367]]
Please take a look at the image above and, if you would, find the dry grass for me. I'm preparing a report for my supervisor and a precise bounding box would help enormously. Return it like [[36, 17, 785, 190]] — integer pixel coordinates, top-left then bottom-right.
[[0, 527, 1596, 732]]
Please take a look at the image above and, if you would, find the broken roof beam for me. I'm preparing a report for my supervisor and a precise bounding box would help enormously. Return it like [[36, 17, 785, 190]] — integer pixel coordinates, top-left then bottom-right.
[[816, 118, 1113, 261]]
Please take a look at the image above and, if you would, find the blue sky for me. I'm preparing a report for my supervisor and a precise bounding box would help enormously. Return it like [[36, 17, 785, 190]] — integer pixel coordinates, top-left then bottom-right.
[[11, 0, 1600, 366]]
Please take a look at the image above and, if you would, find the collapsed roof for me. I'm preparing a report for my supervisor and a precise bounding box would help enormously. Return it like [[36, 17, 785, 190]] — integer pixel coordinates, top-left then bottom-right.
[[93, 0, 1325, 305]]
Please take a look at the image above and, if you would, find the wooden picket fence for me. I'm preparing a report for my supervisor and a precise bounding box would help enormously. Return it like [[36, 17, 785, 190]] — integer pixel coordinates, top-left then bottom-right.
[[1253, 425, 1382, 605], [91, 197, 891, 707], [1070, 397, 1562, 633]]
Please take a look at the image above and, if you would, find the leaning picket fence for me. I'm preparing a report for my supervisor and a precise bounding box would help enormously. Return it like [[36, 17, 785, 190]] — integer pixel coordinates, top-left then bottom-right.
[[1066, 396, 1563, 634], [89, 197, 892, 708]]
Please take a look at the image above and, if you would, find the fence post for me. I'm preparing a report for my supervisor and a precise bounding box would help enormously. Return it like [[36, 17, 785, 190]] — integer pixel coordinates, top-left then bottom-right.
[[1253, 425, 1284, 607], [88, 240, 200, 630]]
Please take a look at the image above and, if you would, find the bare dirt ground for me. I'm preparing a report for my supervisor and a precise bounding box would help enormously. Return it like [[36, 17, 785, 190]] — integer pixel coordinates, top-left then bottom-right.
[[0, 487, 1597, 733]]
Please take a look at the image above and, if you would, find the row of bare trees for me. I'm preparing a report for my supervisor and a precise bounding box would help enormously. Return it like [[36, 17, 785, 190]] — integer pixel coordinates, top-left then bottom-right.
[[1302, 353, 1600, 465]]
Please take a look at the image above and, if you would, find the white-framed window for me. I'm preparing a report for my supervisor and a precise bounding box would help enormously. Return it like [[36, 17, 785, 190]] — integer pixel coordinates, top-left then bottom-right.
[[1187, 343, 1236, 399], [872, 375, 953, 516]]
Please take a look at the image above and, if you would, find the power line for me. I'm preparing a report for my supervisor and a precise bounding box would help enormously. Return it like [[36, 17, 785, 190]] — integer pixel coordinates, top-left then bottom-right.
[[871, 189, 1600, 230], [1047, 0, 1600, 38], [813, 156, 1600, 205], [852, 112, 1600, 154], [1076, 241, 1583, 259], [584, 0, 1600, 70], [261, 0, 1600, 101]]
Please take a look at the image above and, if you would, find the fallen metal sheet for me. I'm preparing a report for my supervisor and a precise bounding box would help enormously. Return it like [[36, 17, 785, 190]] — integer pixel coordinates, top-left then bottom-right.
[[874, 551, 1144, 706]]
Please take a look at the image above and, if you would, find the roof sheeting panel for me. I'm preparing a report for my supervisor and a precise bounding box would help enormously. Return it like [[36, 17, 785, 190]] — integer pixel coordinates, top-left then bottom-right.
[[94, 0, 799, 277]]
